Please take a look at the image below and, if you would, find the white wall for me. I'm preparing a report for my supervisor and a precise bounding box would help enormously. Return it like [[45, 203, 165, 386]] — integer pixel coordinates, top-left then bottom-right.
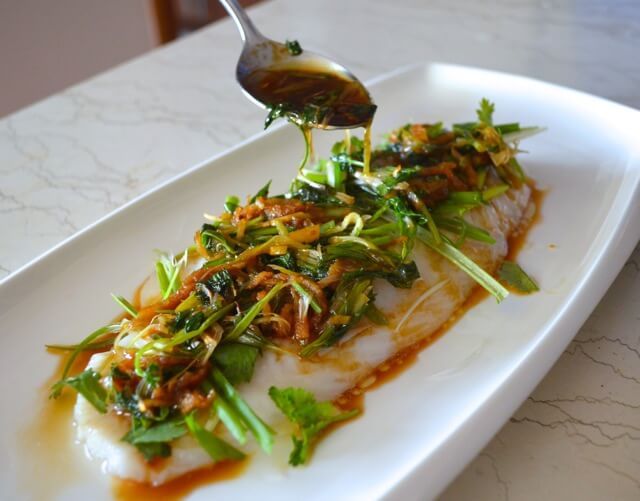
[[0, 0, 157, 117]]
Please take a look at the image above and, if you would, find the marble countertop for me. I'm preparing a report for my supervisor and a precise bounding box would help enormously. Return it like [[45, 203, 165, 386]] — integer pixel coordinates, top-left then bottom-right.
[[1, 0, 638, 498]]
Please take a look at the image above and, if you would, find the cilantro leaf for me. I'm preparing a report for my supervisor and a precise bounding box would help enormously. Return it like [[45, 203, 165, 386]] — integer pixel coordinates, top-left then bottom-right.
[[268, 386, 359, 466], [123, 419, 187, 444], [498, 261, 539, 293], [134, 442, 171, 461], [54, 369, 108, 413], [476, 98, 495, 125], [122, 417, 188, 461], [184, 412, 245, 462], [213, 343, 259, 385], [285, 39, 303, 56]]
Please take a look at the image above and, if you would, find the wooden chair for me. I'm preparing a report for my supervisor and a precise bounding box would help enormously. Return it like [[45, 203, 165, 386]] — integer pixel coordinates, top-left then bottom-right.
[[151, 0, 263, 44]]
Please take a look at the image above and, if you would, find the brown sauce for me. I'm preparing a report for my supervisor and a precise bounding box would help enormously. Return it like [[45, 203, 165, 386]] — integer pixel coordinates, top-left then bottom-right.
[[336, 286, 489, 410], [244, 68, 376, 128], [30, 348, 246, 501], [21, 350, 98, 500]]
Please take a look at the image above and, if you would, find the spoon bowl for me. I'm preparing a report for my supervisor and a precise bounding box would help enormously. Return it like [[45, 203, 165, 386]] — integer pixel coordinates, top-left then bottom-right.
[[220, 0, 376, 129]]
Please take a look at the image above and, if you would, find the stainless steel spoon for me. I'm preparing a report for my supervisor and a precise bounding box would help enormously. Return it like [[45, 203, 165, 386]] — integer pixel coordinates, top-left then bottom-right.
[[219, 0, 376, 129]]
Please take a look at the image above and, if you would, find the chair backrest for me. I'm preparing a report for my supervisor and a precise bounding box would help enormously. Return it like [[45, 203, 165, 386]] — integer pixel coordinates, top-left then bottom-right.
[[0, 0, 157, 117]]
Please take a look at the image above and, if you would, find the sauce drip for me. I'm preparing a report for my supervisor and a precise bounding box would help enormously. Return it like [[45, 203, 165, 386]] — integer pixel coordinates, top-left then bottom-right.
[[362, 121, 372, 175], [248, 65, 376, 175]]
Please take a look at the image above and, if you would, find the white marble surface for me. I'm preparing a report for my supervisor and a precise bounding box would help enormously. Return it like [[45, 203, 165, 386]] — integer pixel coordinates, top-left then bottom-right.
[[1, 0, 638, 498]]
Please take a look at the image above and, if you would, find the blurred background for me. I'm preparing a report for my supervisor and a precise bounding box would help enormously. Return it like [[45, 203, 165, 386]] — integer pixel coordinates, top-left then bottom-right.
[[0, 0, 261, 117]]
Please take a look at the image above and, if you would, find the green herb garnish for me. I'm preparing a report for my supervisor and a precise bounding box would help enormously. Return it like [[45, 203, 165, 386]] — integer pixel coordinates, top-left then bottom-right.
[[213, 343, 259, 385], [185, 412, 245, 461], [476, 97, 495, 124], [285, 39, 303, 56], [269, 386, 359, 465], [211, 368, 276, 454], [498, 261, 539, 293], [111, 293, 138, 317], [54, 369, 108, 413], [47, 99, 542, 471]]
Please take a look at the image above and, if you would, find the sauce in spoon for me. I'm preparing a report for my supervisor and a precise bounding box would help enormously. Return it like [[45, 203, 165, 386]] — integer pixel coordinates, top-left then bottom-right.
[[244, 67, 376, 129]]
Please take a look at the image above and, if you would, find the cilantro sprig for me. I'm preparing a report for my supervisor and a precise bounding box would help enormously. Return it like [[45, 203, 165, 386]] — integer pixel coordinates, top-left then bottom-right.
[[269, 386, 359, 465]]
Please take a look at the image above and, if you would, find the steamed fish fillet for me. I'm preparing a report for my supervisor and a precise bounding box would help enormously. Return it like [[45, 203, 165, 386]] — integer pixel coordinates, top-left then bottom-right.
[[75, 184, 532, 484]]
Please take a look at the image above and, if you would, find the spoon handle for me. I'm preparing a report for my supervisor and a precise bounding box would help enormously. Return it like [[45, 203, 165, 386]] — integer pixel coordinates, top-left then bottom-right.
[[219, 0, 264, 44]]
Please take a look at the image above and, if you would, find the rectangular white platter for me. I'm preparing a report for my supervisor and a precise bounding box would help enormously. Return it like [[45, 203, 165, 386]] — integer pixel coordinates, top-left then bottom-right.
[[0, 63, 639, 500]]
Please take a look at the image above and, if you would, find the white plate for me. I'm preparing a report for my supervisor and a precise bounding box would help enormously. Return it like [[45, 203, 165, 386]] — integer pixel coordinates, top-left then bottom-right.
[[1, 63, 639, 501]]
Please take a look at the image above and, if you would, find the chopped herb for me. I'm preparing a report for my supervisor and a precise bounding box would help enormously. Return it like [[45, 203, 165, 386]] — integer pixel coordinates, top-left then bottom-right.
[[213, 343, 259, 385], [417, 227, 509, 302], [211, 367, 276, 454], [142, 363, 161, 388], [45, 337, 116, 352], [494, 122, 520, 134], [204, 269, 234, 295], [285, 39, 303, 56], [184, 311, 206, 332], [428, 122, 444, 138], [226, 282, 285, 342], [482, 184, 510, 201], [213, 394, 248, 445], [50, 324, 120, 397], [132, 441, 171, 461], [269, 386, 359, 465], [498, 261, 539, 293], [290, 281, 322, 314], [200, 226, 235, 254], [155, 250, 188, 300], [224, 195, 240, 213], [54, 369, 108, 413], [123, 418, 187, 445], [250, 180, 272, 203], [110, 294, 138, 318], [476, 98, 495, 124], [184, 412, 245, 462]]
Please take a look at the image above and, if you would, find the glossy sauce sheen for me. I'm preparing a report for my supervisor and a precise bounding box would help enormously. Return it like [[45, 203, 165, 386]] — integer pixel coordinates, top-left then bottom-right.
[[113, 461, 247, 501], [244, 68, 376, 128], [32, 189, 543, 500]]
